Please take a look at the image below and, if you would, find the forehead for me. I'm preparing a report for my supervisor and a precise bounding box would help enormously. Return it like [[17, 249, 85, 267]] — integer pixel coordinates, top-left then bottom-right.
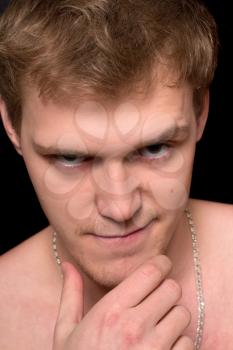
[[21, 81, 194, 155]]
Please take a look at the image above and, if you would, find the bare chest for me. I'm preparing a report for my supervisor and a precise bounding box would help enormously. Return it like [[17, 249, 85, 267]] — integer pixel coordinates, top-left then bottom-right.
[[194, 287, 233, 349], [178, 274, 233, 349], [0, 296, 57, 350], [202, 324, 233, 349], [183, 306, 233, 349]]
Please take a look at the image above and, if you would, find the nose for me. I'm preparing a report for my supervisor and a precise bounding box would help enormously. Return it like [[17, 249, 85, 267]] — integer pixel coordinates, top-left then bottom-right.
[[94, 161, 142, 222], [96, 191, 142, 222]]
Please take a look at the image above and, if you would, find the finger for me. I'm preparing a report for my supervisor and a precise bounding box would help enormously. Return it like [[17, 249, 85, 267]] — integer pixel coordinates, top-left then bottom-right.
[[106, 255, 172, 308], [172, 336, 194, 350], [147, 305, 191, 348], [54, 261, 84, 339], [135, 278, 182, 326]]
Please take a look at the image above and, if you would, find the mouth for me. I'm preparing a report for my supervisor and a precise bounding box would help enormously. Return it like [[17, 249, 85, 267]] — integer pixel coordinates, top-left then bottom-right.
[[89, 220, 154, 248], [96, 225, 149, 238]]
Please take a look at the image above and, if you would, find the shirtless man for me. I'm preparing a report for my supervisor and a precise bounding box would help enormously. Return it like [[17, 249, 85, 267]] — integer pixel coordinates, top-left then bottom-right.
[[0, 0, 232, 349]]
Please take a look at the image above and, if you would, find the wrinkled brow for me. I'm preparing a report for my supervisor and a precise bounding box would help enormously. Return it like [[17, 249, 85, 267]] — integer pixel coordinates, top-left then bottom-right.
[[32, 124, 190, 157]]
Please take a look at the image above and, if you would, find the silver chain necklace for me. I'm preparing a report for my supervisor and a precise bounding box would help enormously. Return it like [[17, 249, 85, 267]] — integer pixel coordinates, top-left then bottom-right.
[[52, 208, 205, 349], [184, 208, 205, 349]]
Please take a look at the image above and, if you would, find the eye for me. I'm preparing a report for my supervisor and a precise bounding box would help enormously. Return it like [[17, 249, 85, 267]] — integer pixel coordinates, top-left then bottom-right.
[[51, 154, 89, 168], [137, 143, 170, 160]]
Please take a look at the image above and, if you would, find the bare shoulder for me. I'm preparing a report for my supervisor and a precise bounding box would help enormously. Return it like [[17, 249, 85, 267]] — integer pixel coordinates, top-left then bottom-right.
[[0, 227, 60, 349], [189, 198, 233, 265], [0, 226, 54, 289], [189, 199, 233, 344], [189, 198, 233, 234]]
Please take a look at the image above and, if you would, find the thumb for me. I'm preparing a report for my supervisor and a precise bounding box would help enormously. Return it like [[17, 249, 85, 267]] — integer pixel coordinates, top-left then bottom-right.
[[55, 261, 84, 339]]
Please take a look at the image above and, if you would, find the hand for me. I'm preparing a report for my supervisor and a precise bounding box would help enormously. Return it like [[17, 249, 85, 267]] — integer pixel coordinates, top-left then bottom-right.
[[53, 255, 194, 350]]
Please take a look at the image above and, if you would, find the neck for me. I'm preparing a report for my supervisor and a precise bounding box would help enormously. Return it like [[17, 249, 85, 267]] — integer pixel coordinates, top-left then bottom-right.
[[167, 211, 194, 283]]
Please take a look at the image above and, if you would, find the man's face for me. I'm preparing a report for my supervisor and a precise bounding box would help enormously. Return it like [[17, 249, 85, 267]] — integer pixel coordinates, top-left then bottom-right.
[[18, 81, 203, 288]]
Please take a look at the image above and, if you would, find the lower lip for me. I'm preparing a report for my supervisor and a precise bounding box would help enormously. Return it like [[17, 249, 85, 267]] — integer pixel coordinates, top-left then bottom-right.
[[90, 222, 153, 248]]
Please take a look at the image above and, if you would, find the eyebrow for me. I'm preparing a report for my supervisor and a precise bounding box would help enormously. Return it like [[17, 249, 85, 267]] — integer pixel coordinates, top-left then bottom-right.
[[32, 124, 190, 157], [140, 124, 190, 147]]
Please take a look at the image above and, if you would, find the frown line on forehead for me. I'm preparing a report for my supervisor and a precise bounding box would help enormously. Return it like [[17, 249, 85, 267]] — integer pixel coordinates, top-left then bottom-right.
[[32, 123, 191, 158]]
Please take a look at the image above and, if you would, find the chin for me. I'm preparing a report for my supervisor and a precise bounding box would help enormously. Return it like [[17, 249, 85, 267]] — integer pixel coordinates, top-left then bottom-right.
[[69, 216, 176, 288], [75, 250, 162, 290]]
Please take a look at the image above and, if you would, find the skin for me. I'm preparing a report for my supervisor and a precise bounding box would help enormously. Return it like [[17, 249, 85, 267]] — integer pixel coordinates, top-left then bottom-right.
[[2, 80, 207, 290], [1, 78, 233, 349]]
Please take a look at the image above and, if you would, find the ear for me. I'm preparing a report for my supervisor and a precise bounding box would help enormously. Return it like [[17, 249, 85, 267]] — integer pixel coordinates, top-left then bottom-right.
[[195, 90, 209, 142], [0, 97, 22, 155]]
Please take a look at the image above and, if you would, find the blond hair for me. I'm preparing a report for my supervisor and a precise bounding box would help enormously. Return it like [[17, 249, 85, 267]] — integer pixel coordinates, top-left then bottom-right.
[[0, 0, 218, 133]]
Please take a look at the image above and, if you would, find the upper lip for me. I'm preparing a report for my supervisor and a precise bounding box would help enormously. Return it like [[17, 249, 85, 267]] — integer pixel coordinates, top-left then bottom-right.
[[93, 221, 152, 238]]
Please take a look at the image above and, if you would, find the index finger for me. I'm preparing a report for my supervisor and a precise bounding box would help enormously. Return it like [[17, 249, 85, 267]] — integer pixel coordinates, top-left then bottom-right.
[[106, 255, 172, 308]]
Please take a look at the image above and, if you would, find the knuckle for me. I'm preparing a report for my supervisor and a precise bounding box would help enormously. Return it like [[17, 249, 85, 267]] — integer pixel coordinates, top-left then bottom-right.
[[180, 336, 194, 349], [122, 322, 143, 346], [102, 304, 121, 328], [175, 305, 191, 325], [141, 262, 162, 279], [165, 279, 182, 299], [148, 339, 166, 350], [156, 254, 172, 270], [184, 336, 195, 349]]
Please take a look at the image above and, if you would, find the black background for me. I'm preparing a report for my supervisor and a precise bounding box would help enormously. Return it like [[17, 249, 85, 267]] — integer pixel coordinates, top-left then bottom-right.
[[0, 0, 232, 254]]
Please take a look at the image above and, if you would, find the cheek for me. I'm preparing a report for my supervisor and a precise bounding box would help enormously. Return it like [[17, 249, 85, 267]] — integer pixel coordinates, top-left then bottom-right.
[[149, 176, 189, 211], [24, 156, 96, 224], [43, 166, 81, 194], [141, 151, 194, 211], [66, 190, 96, 221]]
